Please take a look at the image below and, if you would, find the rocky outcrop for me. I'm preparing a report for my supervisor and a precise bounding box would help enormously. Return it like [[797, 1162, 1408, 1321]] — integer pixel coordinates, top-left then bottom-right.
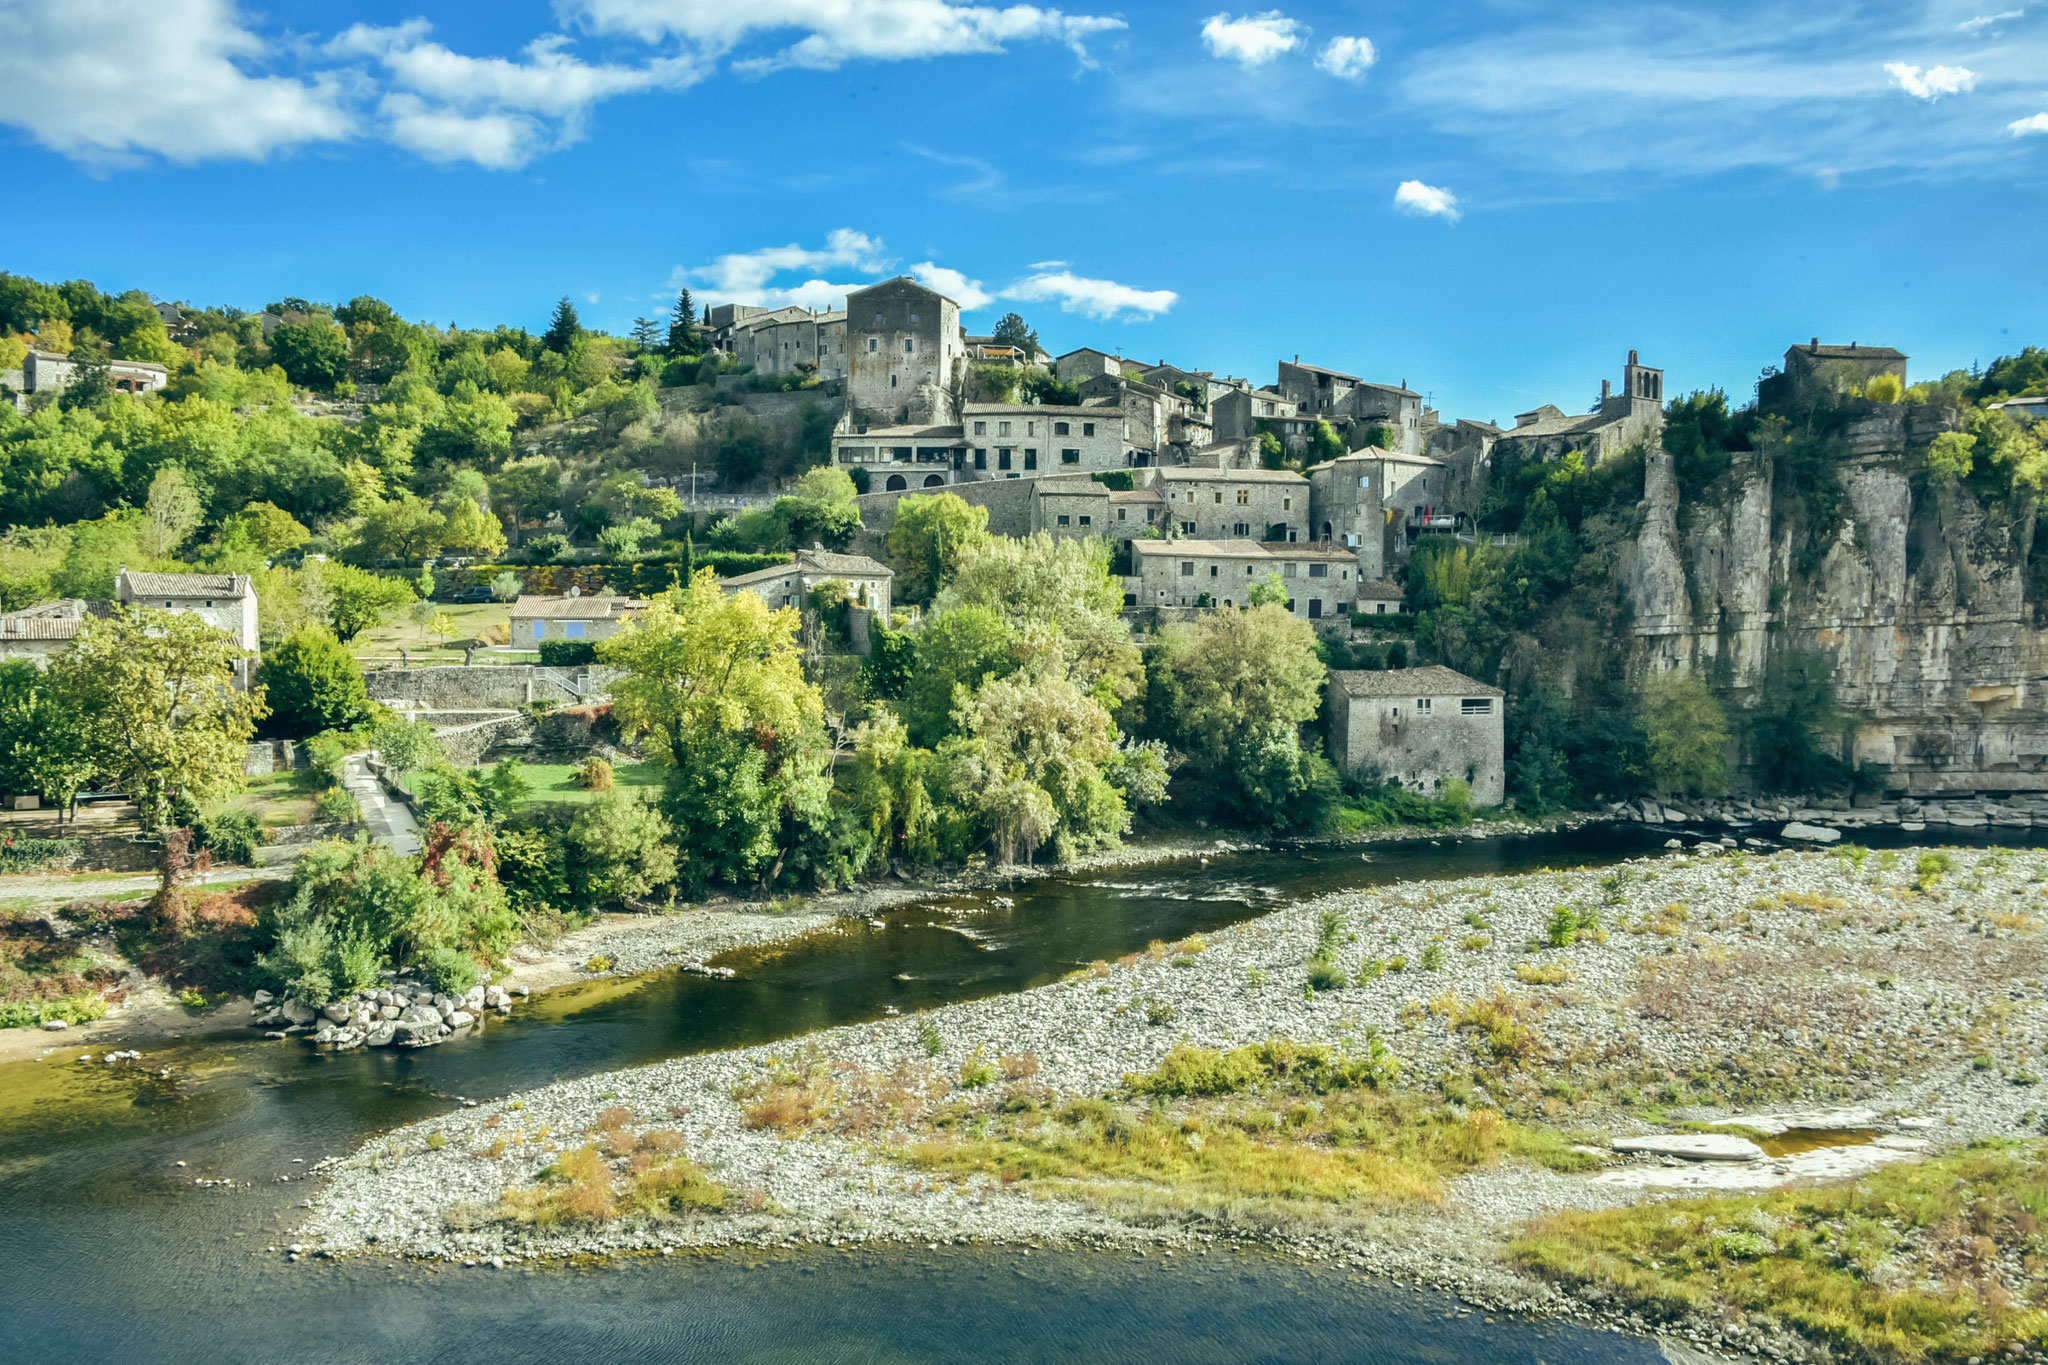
[[1627, 405, 2048, 793], [251, 978, 525, 1051]]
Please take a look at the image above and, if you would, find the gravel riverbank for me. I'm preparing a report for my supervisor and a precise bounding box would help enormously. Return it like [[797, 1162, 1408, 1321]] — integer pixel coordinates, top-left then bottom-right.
[[305, 840, 2047, 1348]]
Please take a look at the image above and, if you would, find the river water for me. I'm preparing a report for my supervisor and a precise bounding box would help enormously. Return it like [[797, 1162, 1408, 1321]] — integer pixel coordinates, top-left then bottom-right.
[[1, 825, 1798, 1362]]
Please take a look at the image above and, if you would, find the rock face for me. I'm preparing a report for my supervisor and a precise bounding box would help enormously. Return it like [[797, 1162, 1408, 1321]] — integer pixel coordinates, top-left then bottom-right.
[[1628, 405, 2048, 794]]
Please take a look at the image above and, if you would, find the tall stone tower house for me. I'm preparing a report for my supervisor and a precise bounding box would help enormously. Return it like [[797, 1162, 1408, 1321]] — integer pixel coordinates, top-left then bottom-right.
[[845, 277, 964, 427]]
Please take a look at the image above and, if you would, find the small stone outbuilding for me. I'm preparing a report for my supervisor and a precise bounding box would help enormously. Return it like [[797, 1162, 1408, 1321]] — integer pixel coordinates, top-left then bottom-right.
[[1326, 665, 1504, 805]]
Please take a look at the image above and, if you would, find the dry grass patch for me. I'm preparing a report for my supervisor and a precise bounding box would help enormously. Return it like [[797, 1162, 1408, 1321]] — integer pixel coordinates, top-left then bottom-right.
[[494, 1126, 725, 1226]]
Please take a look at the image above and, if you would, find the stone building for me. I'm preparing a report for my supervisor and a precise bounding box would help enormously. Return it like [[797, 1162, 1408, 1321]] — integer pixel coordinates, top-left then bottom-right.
[[23, 351, 171, 397], [1304, 448, 1450, 581], [116, 568, 260, 687], [1491, 351, 1665, 463], [1053, 347, 1124, 385], [1276, 360, 1424, 456], [1766, 339, 1909, 407], [830, 424, 967, 489], [508, 593, 646, 648], [963, 402, 1126, 476], [845, 276, 965, 427], [1326, 666, 1505, 805], [1356, 580, 1408, 616], [0, 599, 108, 667], [1129, 539, 1363, 619], [723, 307, 852, 383], [719, 546, 893, 620], [1211, 387, 1305, 444], [1156, 467, 1308, 542]]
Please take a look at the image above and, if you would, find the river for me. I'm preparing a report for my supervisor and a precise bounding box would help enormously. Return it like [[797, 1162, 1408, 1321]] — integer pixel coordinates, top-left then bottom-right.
[[3, 824, 1918, 1363]]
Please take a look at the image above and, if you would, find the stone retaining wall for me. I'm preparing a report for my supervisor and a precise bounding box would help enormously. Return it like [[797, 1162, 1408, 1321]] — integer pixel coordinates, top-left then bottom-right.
[[364, 665, 604, 710]]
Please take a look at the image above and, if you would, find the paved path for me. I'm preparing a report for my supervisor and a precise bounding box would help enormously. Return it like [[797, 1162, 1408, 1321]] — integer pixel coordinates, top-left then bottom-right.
[[341, 754, 421, 856]]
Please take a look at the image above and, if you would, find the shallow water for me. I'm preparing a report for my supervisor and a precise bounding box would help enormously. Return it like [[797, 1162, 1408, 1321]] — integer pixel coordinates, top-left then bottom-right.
[[0, 823, 2012, 1363]]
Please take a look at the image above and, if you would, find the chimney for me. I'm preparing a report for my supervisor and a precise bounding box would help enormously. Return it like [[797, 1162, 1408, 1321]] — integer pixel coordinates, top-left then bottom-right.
[[1294, 354, 1299, 364], [1811, 336, 1820, 348], [1601, 380, 1612, 403]]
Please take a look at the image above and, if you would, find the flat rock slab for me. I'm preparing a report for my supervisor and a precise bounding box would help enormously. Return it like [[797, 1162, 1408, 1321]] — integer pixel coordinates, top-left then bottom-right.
[[1612, 1134, 1766, 1162], [1780, 822, 1842, 843], [1595, 1141, 1920, 1192], [1721, 1106, 1881, 1136]]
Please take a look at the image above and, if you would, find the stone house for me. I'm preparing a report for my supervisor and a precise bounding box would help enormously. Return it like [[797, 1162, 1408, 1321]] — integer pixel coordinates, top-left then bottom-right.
[[726, 307, 852, 383], [508, 593, 647, 648], [1156, 467, 1308, 543], [0, 599, 109, 667], [1326, 666, 1505, 805], [1129, 539, 1363, 619], [846, 277, 965, 427], [719, 546, 893, 620], [116, 569, 260, 687], [1305, 448, 1450, 582], [1768, 339, 1909, 406], [1355, 580, 1408, 616], [1211, 386, 1305, 444], [963, 401, 1126, 476], [1491, 351, 1665, 463], [1276, 359, 1424, 456], [1053, 347, 1124, 385], [1030, 476, 1111, 538], [24, 351, 171, 397], [831, 424, 968, 489]]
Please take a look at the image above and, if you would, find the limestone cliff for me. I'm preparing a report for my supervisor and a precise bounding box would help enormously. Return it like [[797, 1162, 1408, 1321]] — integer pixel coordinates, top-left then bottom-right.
[[1627, 406, 2048, 794]]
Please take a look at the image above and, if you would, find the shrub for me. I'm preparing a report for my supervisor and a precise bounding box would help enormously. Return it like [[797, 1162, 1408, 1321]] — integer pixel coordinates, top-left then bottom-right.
[[1127, 1037, 1400, 1097], [1307, 959, 1347, 992], [538, 640, 598, 667], [563, 793, 676, 909], [314, 787, 363, 824], [258, 627, 373, 738], [0, 838, 79, 873], [373, 718, 446, 772], [575, 756, 614, 791], [959, 1049, 998, 1089], [0, 992, 108, 1029], [1420, 942, 1446, 971], [195, 809, 265, 866], [419, 946, 479, 996]]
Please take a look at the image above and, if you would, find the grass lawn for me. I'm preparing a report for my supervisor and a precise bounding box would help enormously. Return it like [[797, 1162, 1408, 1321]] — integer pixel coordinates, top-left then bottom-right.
[[402, 760, 664, 808], [352, 601, 513, 666], [229, 771, 319, 828]]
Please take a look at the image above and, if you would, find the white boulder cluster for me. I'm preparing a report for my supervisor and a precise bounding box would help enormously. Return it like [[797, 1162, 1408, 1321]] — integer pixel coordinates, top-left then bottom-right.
[[251, 979, 524, 1050]]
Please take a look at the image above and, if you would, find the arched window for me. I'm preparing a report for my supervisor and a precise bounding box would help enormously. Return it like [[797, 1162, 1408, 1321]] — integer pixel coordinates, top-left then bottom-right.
[[923, 474, 945, 487], [885, 474, 907, 491], [1320, 521, 1333, 540]]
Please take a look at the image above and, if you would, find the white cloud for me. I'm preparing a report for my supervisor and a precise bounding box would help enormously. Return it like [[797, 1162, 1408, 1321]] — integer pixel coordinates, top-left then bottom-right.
[[1393, 179, 1460, 221], [2011, 112, 2048, 134], [1885, 61, 1977, 100], [331, 22, 700, 166], [682, 229, 895, 307], [1958, 10, 2025, 34], [562, 1, 1124, 72], [1316, 35, 1376, 80], [1004, 270, 1177, 321], [1200, 11, 1302, 67], [0, 0, 353, 166], [912, 262, 994, 310]]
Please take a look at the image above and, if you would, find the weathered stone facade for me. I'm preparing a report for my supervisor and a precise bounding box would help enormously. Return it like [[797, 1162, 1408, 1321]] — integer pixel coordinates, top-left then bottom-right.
[[1326, 666, 1506, 805], [1156, 468, 1308, 543], [846, 277, 964, 427]]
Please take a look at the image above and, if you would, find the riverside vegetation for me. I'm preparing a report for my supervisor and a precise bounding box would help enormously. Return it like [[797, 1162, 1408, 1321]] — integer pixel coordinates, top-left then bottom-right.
[[307, 842, 2047, 1362]]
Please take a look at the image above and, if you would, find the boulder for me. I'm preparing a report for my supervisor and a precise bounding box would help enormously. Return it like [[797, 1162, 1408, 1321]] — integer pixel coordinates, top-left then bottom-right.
[[1611, 1134, 1765, 1162], [1780, 822, 1841, 843], [380, 1004, 401, 1020], [483, 986, 507, 1009], [366, 1021, 398, 1048], [446, 1010, 475, 1029], [393, 1020, 442, 1048], [321, 1002, 352, 1024], [252, 990, 275, 1006], [397, 1004, 441, 1026], [280, 998, 317, 1026], [40, 1019, 69, 1031]]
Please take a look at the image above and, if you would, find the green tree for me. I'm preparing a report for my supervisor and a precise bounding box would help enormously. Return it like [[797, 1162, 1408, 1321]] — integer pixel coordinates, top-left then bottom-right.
[[563, 792, 677, 907], [666, 290, 698, 355], [1248, 572, 1289, 608], [0, 659, 96, 822], [901, 605, 1017, 748], [49, 607, 265, 830], [990, 312, 1040, 355], [629, 316, 661, 351], [325, 562, 415, 641], [1637, 670, 1730, 800], [884, 492, 991, 606], [1744, 650, 1850, 794], [354, 494, 447, 563], [268, 322, 350, 390], [542, 297, 582, 355], [225, 501, 311, 557], [937, 532, 1141, 701], [257, 627, 372, 738], [490, 454, 562, 546], [140, 464, 202, 558]]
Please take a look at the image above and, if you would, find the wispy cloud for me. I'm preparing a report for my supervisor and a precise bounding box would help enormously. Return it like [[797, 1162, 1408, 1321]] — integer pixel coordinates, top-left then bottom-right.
[[1316, 36, 1376, 81], [680, 229, 895, 308], [1393, 180, 1459, 221], [1958, 9, 2025, 33], [562, 1, 1125, 73], [1884, 60, 1977, 100], [1005, 270, 1177, 321], [2011, 111, 2048, 134], [1200, 11, 1302, 68]]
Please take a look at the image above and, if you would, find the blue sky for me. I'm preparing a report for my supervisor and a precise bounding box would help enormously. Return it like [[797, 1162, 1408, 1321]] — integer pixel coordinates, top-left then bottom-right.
[[1, 0, 2044, 421]]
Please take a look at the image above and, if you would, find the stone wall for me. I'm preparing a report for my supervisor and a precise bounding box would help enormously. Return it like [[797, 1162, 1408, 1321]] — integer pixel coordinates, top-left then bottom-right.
[[856, 473, 1041, 538], [364, 665, 604, 710]]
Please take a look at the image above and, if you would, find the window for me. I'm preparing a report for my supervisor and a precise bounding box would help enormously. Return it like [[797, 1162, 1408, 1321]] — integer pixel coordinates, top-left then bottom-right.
[[1357, 475, 1370, 489], [1023, 449, 1037, 469], [1416, 698, 1432, 713], [1057, 514, 1071, 526], [1054, 421, 1070, 435], [1117, 508, 1127, 521], [873, 313, 884, 325], [1232, 522, 1249, 536], [1083, 422, 1095, 436], [1375, 602, 1388, 614], [973, 421, 987, 435], [1307, 599, 1322, 619], [564, 621, 586, 639], [909, 312, 918, 323], [868, 337, 878, 352], [1061, 448, 1080, 464], [529, 621, 546, 639], [1180, 560, 1194, 576], [1078, 515, 1091, 526], [974, 448, 987, 469], [1180, 520, 1195, 535], [1461, 698, 1494, 715], [891, 374, 897, 388], [998, 421, 1012, 436], [1309, 563, 1328, 578], [1208, 565, 1219, 577], [1213, 491, 1223, 505], [998, 449, 1012, 470], [904, 339, 914, 353], [1283, 562, 1297, 577], [1283, 496, 1292, 511], [1026, 421, 1036, 437], [1236, 489, 1249, 505]]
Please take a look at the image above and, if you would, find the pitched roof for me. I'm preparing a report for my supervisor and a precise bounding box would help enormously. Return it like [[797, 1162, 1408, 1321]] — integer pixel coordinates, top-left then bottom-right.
[[1132, 539, 1358, 561], [1306, 447, 1446, 472], [117, 570, 251, 598], [1109, 488, 1163, 503], [796, 547, 892, 578], [507, 594, 647, 620], [0, 617, 82, 641], [718, 563, 803, 589], [840, 425, 966, 441], [1355, 580, 1406, 601], [1157, 467, 1308, 484], [1330, 665, 1503, 699], [1793, 342, 1907, 361]]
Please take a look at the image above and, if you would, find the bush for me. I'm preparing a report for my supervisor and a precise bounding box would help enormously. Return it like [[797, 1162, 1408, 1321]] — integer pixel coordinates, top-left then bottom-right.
[[0, 837, 79, 873], [419, 946, 480, 996], [575, 757, 614, 791], [0, 992, 109, 1029], [195, 809, 266, 865], [538, 639, 598, 667], [372, 718, 446, 771], [563, 792, 677, 909], [258, 627, 373, 738], [314, 787, 362, 824]]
